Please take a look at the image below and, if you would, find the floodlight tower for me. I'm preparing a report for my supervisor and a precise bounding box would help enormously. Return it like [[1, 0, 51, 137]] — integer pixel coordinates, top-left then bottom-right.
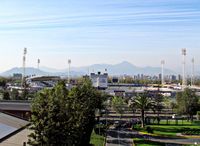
[[161, 60, 165, 86], [22, 48, 27, 87], [37, 59, 40, 70], [68, 59, 71, 84], [191, 58, 194, 86], [182, 48, 187, 88]]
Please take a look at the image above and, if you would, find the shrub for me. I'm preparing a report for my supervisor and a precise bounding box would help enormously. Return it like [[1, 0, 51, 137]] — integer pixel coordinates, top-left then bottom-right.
[[146, 126, 154, 134]]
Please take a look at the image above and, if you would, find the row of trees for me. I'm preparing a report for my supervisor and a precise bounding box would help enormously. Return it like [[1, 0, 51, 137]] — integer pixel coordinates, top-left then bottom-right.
[[0, 88, 31, 100], [112, 88, 200, 128], [28, 79, 105, 146]]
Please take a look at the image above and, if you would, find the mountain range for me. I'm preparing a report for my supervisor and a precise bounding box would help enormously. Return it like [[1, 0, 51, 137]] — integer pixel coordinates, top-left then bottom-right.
[[0, 61, 175, 77]]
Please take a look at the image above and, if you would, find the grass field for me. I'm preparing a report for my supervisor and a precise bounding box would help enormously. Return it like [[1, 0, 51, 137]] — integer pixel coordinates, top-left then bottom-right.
[[149, 120, 200, 137], [133, 120, 200, 146], [157, 120, 200, 125], [90, 131, 105, 146], [133, 138, 196, 146], [133, 138, 166, 146]]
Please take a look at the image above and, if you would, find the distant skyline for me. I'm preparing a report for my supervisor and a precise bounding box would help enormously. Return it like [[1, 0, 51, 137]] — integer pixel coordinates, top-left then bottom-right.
[[0, 0, 200, 73]]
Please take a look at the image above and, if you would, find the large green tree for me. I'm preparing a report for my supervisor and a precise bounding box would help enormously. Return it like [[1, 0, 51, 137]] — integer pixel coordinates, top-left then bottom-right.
[[28, 79, 105, 146], [112, 96, 125, 119], [153, 93, 164, 124], [176, 88, 199, 121], [130, 92, 154, 128]]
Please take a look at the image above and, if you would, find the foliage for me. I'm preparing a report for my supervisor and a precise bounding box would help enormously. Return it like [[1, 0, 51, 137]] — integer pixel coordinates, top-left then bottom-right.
[[2, 90, 10, 100], [133, 138, 166, 146], [130, 92, 155, 128], [182, 128, 200, 135], [10, 89, 19, 100], [90, 130, 105, 146], [0, 77, 7, 87], [28, 79, 105, 146], [176, 88, 200, 121], [146, 126, 154, 134], [197, 111, 200, 121], [152, 93, 164, 124], [112, 96, 125, 118]]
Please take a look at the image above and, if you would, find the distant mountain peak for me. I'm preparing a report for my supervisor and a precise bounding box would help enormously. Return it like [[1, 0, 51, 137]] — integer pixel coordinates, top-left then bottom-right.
[[0, 61, 176, 77]]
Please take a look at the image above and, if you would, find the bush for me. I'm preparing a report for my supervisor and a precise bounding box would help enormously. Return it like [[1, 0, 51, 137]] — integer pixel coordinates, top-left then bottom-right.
[[132, 124, 142, 131], [146, 126, 154, 134], [197, 111, 200, 121], [182, 128, 200, 135]]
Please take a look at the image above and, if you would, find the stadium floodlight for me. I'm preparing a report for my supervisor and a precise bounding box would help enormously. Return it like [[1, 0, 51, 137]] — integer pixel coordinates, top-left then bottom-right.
[[182, 48, 187, 89], [37, 59, 40, 70], [68, 59, 71, 84], [161, 60, 165, 86], [22, 48, 27, 87]]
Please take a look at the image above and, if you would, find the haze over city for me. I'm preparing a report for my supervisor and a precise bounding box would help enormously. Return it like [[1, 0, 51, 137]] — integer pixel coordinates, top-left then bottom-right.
[[0, 0, 200, 72]]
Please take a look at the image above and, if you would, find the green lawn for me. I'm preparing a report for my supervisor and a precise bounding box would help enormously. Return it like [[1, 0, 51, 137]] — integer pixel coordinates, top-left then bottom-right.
[[133, 138, 196, 146], [90, 131, 105, 146], [150, 125, 199, 136], [158, 120, 197, 125], [149, 120, 200, 137], [133, 138, 165, 146], [133, 121, 200, 146]]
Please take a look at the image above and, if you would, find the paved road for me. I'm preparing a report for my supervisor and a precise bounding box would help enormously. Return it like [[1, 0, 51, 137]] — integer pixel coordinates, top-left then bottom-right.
[[106, 128, 200, 146], [106, 128, 137, 146]]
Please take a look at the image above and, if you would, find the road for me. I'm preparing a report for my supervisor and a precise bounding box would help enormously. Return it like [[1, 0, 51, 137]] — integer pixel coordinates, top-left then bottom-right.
[[106, 127, 200, 146], [106, 128, 137, 146]]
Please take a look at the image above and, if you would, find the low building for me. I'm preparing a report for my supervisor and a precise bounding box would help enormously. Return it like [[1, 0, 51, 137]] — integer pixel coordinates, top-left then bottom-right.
[[0, 112, 29, 145], [90, 72, 108, 90]]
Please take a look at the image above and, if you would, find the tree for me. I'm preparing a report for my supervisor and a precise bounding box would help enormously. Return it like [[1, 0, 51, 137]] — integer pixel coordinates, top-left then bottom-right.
[[176, 88, 199, 122], [153, 93, 164, 124], [3, 91, 10, 100], [69, 79, 105, 146], [130, 92, 154, 128], [10, 89, 19, 100], [112, 96, 125, 119], [0, 77, 7, 87], [170, 101, 177, 113], [28, 79, 105, 146]]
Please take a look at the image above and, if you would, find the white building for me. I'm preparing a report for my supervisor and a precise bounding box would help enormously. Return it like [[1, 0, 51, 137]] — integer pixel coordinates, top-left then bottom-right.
[[90, 72, 108, 89]]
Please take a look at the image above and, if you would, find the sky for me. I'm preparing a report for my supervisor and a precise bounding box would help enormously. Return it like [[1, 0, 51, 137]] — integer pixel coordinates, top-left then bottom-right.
[[0, 0, 200, 72]]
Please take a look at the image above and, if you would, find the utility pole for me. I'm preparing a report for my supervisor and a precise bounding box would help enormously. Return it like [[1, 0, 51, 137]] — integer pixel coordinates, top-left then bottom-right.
[[182, 48, 187, 89], [22, 48, 27, 87], [161, 60, 165, 86], [68, 59, 71, 84]]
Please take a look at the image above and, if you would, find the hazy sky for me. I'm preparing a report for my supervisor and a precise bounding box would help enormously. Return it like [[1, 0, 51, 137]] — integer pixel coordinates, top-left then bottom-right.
[[0, 0, 200, 72]]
